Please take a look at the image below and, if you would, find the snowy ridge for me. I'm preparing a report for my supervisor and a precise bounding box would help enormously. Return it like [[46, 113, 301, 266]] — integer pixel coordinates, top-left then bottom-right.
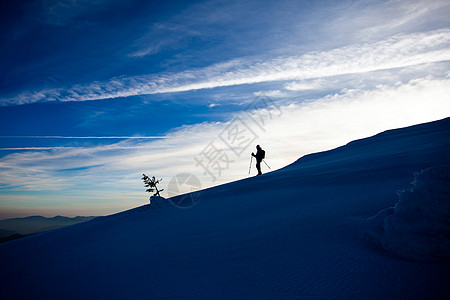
[[0, 118, 449, 299]]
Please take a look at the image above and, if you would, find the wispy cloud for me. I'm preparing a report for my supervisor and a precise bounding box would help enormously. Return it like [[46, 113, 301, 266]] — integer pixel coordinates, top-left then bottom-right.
[[348, 0, 450, 41], [0, 147, 74, 151], [127, 0, 260, 58], [253, 90, 287, 98], [128, 23, 202, 58], [41, 0, 120, 26], [0, 146, 150, 151], [2, 29, 450, 106], [284, 79, 327, 91]]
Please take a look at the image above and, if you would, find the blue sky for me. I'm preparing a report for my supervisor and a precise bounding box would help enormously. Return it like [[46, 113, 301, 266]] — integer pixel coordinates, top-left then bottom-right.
[[1, 0, 450, 219]]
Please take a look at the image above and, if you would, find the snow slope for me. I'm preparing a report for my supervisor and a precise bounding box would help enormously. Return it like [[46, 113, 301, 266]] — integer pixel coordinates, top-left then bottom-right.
[[1, 118, 449, 299]]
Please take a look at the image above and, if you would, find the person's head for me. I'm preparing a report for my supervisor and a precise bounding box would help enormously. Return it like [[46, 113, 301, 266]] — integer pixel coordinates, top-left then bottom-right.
[[256, 145, 261, 150]]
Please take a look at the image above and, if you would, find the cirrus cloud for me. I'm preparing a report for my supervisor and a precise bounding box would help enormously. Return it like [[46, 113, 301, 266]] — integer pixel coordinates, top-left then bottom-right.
[[2, 28, 450, 106]]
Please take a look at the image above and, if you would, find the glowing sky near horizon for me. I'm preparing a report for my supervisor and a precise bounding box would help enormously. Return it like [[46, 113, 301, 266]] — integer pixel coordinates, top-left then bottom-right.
[[1, 0, 450, 219]]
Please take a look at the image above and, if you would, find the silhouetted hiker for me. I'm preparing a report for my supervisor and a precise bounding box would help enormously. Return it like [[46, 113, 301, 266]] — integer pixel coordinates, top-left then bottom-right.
[[252, 145, 265, 176]]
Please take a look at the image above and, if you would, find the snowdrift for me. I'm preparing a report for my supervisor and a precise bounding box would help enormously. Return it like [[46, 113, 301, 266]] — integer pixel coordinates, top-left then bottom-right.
[[148, 196, 171, 208], [0, 118, 449, 299], [367, 165, 450, 262]]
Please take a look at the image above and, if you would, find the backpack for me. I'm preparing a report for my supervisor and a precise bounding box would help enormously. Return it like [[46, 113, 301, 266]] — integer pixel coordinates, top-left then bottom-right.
[[261, 149, 265, 160]]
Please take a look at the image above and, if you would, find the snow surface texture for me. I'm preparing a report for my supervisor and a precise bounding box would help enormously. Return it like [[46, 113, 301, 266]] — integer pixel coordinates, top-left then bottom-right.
[[366, 165, 450, 263], [1, 118, 450, 299]]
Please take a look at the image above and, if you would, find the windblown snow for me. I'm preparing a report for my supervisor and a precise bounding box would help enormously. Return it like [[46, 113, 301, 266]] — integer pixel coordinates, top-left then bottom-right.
[[0, 117, 449, 299], [367, 165, 450, 263]]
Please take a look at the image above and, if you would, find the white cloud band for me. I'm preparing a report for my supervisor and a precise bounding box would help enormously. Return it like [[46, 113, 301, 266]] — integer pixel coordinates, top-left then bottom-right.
[[2, 29, 450, 106]]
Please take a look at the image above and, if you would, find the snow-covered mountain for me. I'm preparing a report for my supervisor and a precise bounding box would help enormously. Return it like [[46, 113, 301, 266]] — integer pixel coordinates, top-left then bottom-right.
[[1, 118, 449, 299]]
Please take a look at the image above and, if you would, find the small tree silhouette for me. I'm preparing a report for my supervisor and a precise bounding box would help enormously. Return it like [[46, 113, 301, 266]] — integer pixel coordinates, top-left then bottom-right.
[[142, 174, 164, 197]]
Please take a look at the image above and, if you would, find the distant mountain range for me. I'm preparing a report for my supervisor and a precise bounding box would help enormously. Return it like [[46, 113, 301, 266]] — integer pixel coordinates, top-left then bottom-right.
[[0, 215, 98, 243]]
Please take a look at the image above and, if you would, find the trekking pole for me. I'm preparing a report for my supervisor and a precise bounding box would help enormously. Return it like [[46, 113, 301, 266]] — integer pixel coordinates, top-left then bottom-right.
[[248, 155, 253, 174], [262, 159, 271, 169]]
